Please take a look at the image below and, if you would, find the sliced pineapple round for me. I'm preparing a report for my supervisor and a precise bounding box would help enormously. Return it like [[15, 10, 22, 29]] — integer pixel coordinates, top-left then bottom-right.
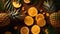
[[36, 19, 46, 27], [24, 16, 34, 26], [12, 2, 22, 8], [35, 14, 44, 21], [20, 26, 29, 34], [31, 25, 40, 34], [24, 0, 30, 3], [28, 7, 38, 17]]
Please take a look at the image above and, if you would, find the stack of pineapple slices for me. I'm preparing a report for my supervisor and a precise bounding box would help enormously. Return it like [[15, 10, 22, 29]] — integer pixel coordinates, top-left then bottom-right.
[[35, 14, 46, 27], [24, 7, 46, 27], [24, 7, 46, 34]]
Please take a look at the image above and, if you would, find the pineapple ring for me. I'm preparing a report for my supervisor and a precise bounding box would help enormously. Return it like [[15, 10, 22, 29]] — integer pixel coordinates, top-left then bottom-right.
[[28, 7, 38, 17], [12, 2, 22, 8], [24, 16, 34, 26], [31, 25, 40, 34], [24, 0, 30, 3], [36, 19, 46, 27], [20, 27, 29, 34], [35, 14, 44, 21]]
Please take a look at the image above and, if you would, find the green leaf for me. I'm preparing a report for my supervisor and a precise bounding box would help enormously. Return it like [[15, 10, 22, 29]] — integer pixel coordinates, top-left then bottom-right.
[[43, 0, 56, 12]]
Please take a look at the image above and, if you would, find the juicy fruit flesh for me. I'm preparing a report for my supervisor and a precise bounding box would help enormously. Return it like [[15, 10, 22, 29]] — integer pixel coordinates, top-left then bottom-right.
[[31, 25, 40, 34], [37, 19, 46, 27], [35, 14, 44, 21], [12, 2, 21, 8], [28, 7, 38, 17], [24, 16, 34, 26], [20, 27, 29, 34]]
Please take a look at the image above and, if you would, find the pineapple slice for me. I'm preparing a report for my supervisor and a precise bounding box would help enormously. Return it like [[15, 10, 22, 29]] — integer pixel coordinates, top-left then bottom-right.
[[28, 7, 38, 17], [20, 27, 29, 34], [31, 25, 40, 34], [12, 1, 22, 8], [36, 19, 46, 27], [24, 16, 34, 26], [35, 14, 44, 21], [24, 0, 30, 3]]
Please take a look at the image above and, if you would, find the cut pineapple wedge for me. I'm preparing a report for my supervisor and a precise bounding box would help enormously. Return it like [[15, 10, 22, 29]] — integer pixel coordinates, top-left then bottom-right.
[[24, 16, 34, 26], [24, 0, 30, 3], [31, 25, 40, 34], [12, 2, 22, 8], [28, 7, 38, 17]]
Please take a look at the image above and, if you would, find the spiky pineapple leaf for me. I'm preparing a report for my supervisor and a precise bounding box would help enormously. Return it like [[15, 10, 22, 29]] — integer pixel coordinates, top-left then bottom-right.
[[43, 0, 56, 12]]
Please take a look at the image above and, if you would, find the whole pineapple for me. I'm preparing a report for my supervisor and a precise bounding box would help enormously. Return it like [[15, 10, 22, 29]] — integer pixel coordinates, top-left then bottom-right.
[[50, 12, 60, 28], [0, 13, 10, 27]]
